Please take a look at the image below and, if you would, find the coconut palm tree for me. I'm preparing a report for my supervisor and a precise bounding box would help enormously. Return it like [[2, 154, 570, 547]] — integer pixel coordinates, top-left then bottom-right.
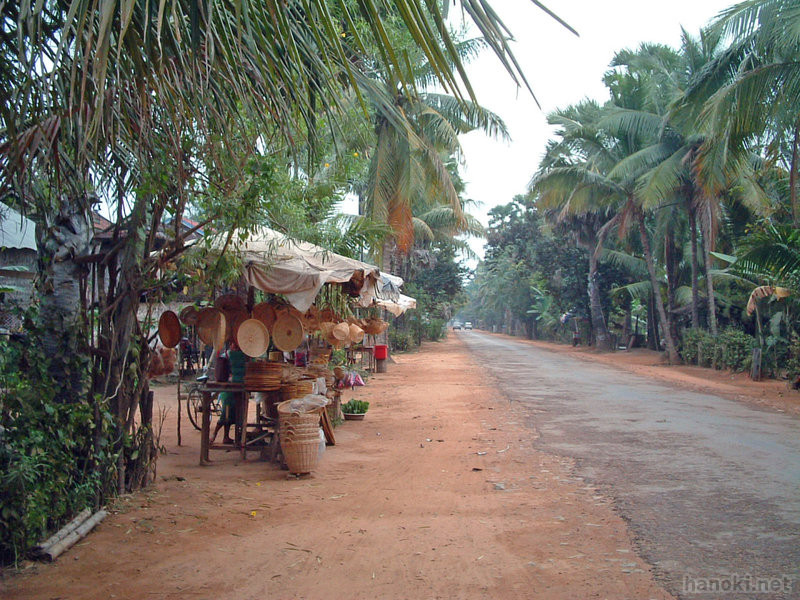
[[362, 38, 510, 266], [531, 100, 619, 351], [601, 35, 771, 336], [689, 0, 800, 224]]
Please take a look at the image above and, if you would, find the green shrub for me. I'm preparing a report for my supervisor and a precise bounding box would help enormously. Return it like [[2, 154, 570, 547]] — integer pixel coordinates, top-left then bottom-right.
[[785, 336, 800, 381], [699, 333, 719, 367], [389, 330, 414, 352], [680, 328, 715, 365], [680, 328, 701, 364], [717, 327, 755, 371], [426, 318, 446, 342], [0, 328, 114, 565], [681, 327, 755, 371]]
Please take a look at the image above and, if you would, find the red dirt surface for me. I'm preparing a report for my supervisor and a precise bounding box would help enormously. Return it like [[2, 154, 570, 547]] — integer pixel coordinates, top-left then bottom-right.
[[3, 335, 676, 599]]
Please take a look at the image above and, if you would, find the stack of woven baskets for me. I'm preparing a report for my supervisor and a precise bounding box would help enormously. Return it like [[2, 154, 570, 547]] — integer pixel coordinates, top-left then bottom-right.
[[280, 380, 314, 401], [277, 400, 323, 474], [244, 361, 283, 391]]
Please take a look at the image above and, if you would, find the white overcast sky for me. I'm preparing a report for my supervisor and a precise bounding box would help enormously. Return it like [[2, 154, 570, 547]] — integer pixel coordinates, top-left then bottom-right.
[[454, 0, 733, 261]]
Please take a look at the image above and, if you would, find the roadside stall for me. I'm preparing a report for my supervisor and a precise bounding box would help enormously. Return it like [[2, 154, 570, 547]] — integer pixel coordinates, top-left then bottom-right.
[[156, 228, 413, 475]]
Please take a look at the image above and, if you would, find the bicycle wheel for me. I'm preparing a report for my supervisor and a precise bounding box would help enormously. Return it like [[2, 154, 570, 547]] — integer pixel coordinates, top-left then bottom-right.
[[186, 387, 205, 431]]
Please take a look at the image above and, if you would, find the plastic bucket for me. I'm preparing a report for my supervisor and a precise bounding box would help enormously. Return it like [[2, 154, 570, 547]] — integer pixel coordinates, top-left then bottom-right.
[[374, 344, 388, 360]]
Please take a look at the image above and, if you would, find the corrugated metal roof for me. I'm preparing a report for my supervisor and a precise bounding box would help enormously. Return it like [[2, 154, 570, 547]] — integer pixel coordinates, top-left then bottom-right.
[[0, 203, 37, 250]]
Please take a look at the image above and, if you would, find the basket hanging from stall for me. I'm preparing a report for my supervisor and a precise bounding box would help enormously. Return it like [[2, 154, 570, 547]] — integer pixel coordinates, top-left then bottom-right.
[[158, 311, 181, 348], [272, 313, 304, 352], [332, 321, 350, 341], [237, 319, 270, 357], [252, 302, 277, 331], [348, 323, 364, 344], [326, 330, 345, 349], [301, 309, 321, 333], [196, 308, 226, 347], [214, 293, 246, 313], [225, 309, 249, 344], [363, 318, 388, 335], [179, 305, 199, 326]]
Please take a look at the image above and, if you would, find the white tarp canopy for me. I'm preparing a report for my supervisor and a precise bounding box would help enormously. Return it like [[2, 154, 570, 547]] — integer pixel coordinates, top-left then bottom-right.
[[376, 293, 417, 316], [208, 227, 417, 315], [218, 227, 381, 312]]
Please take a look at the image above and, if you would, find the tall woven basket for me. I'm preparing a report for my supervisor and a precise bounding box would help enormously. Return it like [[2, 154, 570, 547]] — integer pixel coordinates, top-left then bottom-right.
[[278, 400, 323, 474]]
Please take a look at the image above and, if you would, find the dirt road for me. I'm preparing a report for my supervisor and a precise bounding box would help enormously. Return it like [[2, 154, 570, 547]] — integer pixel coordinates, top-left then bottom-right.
[[3, 335, 671, 600], [461, 330, 800, 599]]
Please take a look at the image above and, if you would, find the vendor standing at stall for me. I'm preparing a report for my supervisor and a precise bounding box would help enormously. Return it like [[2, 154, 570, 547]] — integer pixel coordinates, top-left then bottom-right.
[[210, 340, 247, 445]]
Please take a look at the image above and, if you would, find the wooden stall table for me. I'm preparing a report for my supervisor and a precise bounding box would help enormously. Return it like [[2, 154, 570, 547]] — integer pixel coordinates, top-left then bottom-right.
[[199, 382, 245, 465], [238, 388, 281, 461]]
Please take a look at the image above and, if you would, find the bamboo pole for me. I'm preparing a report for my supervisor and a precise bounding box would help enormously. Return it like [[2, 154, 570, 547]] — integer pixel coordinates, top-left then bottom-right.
[[33, 508, 91, 555], [39, 510, 108, 561]]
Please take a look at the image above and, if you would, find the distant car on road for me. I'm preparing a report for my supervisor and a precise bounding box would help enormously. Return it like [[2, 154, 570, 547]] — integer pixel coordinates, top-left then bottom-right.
[[464, 322, 473, 330], [452, 321, 463, 330]]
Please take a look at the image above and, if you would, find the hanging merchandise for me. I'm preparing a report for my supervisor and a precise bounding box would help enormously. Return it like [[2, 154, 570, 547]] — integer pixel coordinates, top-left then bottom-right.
[[214, 293, 246, 313], [179, 305, 199, 326], [196, 308, 226, 347], [236, 318, 270, 357], [272, 312, 305, 352], [158, 310, 181, 348], [252, 302, 277, 331]]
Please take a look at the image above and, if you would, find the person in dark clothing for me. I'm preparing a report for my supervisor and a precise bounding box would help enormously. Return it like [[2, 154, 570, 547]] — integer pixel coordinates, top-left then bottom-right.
[[210, 340, 247, 444]]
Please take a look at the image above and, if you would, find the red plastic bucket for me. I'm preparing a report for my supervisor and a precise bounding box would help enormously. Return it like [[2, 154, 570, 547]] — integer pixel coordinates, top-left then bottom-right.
[[374, 344, 388, 360]]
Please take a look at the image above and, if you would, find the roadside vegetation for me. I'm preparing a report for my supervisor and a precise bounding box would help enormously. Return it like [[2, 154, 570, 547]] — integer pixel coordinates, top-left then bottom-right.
[[462, 1, 800, 382]]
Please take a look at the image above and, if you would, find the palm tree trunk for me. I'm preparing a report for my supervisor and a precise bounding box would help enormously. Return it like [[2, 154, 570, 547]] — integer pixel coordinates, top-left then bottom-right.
[[665, 221, 679, 344], [687, 203, 701, 329], [36, 200, 93, 403], [637, 210, 680, 363], [588, 248, 612, 351], [791, 124, 799, 228], [698, 203, 718, 335], [622, 299, 632, 345], [646, 295, 658, 351]]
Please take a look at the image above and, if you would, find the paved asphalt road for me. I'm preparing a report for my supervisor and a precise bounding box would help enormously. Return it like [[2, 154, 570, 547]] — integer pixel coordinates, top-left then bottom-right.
[[461, 331, 800, 600]]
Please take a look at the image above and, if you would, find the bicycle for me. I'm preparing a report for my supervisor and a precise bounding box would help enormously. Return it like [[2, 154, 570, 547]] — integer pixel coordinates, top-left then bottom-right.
[[184, 375, 221, 431]]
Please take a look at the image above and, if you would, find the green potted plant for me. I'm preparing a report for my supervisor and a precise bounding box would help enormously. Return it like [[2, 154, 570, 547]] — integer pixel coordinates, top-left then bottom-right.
[[341, 399, 369, 421]]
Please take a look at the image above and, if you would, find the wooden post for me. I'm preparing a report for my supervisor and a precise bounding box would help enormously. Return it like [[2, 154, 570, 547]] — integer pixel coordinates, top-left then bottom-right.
[[200, 390, 211, 465], [177, 345, 182, 446], [239, 391, 248, 461]]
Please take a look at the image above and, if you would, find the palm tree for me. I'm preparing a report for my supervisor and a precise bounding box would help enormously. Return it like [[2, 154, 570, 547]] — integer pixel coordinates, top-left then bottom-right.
[[601, 35, 772, 337], [531, 100, 618, 351], [689, 0, 800, 224], [362, 38, 510, 267]]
